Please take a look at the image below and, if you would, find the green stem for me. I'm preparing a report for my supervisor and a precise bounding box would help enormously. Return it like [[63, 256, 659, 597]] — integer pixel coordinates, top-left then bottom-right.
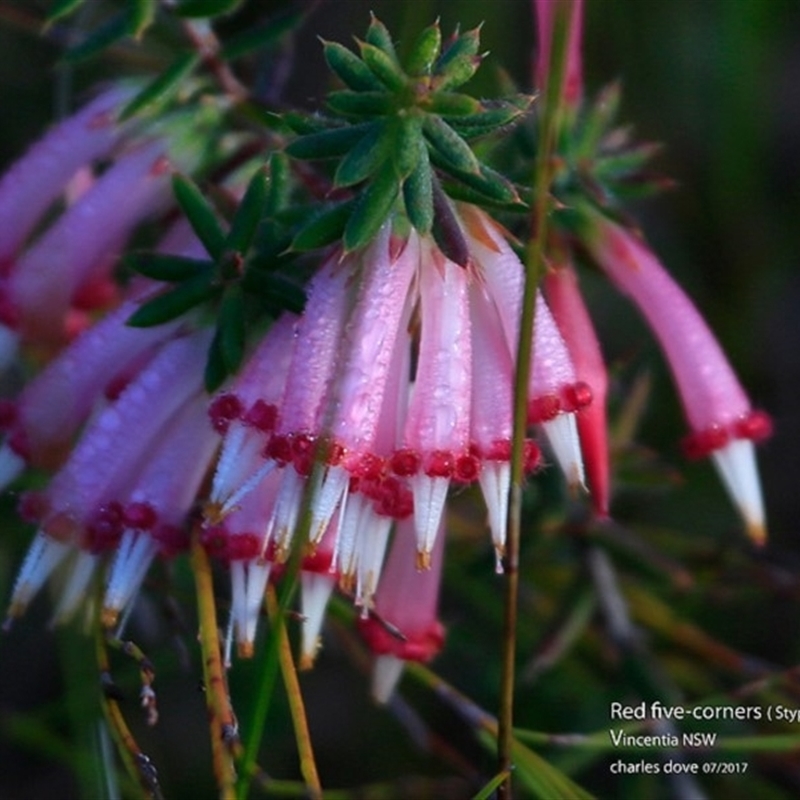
[[266, 585, 323, 800], [191, 531, 237, 800], [497, 3, 573, 798]]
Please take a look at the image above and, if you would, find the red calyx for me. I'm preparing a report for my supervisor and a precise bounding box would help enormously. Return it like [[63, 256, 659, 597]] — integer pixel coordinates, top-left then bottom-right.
[[208, 393, 244, 435]]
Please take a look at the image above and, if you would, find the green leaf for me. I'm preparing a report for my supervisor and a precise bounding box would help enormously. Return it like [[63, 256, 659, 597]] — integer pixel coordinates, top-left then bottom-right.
[[405, 22, 442, 77], [365, 14, 399, 64], [323, 40, 384, 92], [172, 174, 227, 260], [124, 253, 212, 282], [127, 273, 218, 327], [291, 200, 354, 251], [445, 98, 533, 134], [45, 0, 85, 28], [393, 115, 424, 179], [403, 147, 433, 234], [221, 9, 302, 60], [425, 92, 482, 117], [204, 328, 229, 391], [327, 90, 394, 118], [333, 123, 388, 188], [218, 286, 246, 373], [119, 53, 200, 120], [64, 12, 129, 62], [422, 115, 481, 174], [436, 26, 481, 72], [225, 168, 268, 254], [472, 771, 512, 800], [266, 152, 291, 213], [431, 149, 520, 204], [344, 162, 399, 252], [128, 0, 156, 39], [358, 41, 407, 92], [174, 0, 243, 18], [285, 122, 373, 159]]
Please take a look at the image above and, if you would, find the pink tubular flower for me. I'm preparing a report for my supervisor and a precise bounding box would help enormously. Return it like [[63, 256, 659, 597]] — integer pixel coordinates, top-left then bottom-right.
[[533, 0, 584, 110], [544, 261, 611, 517], [0, 298, 183, 484], [5, 328, 211, 624], [462, 206, 590, 491], [358, 517, 446, 704], [585, 213, 772, 543], [197, 206, 591, 653], [0, 87, 212, 364], [0, 85, 135, 271]]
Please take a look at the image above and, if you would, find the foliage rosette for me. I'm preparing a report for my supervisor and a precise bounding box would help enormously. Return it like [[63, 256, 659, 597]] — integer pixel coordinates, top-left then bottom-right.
[[286, 15, 534, 258]]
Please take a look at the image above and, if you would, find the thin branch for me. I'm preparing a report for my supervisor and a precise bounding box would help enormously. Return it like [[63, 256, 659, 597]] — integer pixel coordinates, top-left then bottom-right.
[[266, 584, 323, 800], [191, 529, 238, 800], [498, 2, 573, 798]]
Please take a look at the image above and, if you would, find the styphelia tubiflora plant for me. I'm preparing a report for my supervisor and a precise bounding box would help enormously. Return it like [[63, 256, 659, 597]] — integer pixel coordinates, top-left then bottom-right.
[[0, 1, 780, 797]]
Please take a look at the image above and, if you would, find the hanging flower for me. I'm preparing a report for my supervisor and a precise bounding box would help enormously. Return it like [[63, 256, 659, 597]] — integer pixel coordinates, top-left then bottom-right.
[[581, 211, 772, 543]]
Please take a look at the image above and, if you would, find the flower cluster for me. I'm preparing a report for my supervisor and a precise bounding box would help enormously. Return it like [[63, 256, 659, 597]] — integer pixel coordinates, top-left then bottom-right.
[[1, 3, 772, 710]]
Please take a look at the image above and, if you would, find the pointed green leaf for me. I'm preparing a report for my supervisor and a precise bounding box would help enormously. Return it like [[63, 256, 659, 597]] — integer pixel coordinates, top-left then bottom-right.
[[127, 273, 218, 327], [365, 14, 399, 64], [285, 122, 373, 159], [64, 12, 128, 62], [405, 22, 442, 77], [322, 40, 384, 91], [327, 90, 394, 118], [225, 167, 268, 254], [119, 53, 200, 120], [358, 41, 407, 92], [45, 0, 85, 28], [128, 0, 156, 39], [425, 92, 481, 117], [434, 54, 481, 91], [436, 26, 481, 72], [446, 98, 533, 137], [344, 162, 399, 252], [436, 159, 520, 205], [574, 81, 622, 158], [403, 148, 433, 234], [333, 123, 388, 188], [204, 328, 229, 392], [174, 0, 244, 18], [291, 201, 354, 251], [393, 115, 424, 179], [266, 152, 291, 213], [124, 253, 212, 282], [172, 174, 227, 260], [422, 115, 481, 174], [222, 9, 302, 60], [218, 286, 246, 373]]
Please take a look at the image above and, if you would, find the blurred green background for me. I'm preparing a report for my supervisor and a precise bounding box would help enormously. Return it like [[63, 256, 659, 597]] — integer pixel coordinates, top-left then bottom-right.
[[0, 1, 799, 798]]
